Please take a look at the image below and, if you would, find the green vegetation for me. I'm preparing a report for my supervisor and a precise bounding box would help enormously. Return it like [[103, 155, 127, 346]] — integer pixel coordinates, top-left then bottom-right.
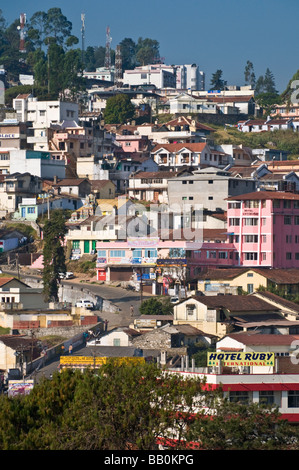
[[104, 93, 135, 124], [67, 259, 96, 275], [140, 297, 173, 316], [42, 210, 67, 302], [0, 363, 297, 450], [211, 125, 299, 158], [2, 222, 38, 240]]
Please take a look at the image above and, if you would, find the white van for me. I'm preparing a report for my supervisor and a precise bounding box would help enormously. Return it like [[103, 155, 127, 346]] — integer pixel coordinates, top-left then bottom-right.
[[75, 299, 94, 309]]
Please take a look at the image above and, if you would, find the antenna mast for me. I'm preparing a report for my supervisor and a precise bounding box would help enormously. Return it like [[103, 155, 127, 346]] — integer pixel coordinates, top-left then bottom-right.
[[105, 26, 112, 71], [81, 13, 85, 68], [18, 13, 26, 53], [115, 45, 122, 87]]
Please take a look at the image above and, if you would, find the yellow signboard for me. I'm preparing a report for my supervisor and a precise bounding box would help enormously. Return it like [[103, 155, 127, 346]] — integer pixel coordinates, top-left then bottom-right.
[[207, 352, 275, 367], [60, 356, 145, 367]]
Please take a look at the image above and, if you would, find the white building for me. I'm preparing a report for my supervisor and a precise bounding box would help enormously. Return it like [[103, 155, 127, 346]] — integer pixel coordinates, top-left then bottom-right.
[[12, 96, 79, 151], [10, 150, 66, 179], [123, 64, 176, 89]]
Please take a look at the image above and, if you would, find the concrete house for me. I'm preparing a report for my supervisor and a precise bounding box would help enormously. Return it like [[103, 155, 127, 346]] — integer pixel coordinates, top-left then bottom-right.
[[173, 294, 283, 338], [0, 172, 42, 217], [167, 167, 256, 212]]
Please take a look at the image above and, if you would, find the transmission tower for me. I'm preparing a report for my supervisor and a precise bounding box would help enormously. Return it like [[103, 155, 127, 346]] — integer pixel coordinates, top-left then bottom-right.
[[105, 26, 112, 71], [81, 13, 85, 68], [115, 45, 122, 87], [17, 13, 26, 53]]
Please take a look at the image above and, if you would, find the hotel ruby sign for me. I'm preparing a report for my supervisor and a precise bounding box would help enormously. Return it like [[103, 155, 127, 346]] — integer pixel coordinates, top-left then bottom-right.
[[207, 352, 275, 367]]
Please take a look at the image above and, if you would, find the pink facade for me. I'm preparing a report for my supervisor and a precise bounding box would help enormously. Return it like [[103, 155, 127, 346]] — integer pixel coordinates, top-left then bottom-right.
[[190, 191, 299, 273], [96, 192, 299, 283], [226, 191, 299, 269]]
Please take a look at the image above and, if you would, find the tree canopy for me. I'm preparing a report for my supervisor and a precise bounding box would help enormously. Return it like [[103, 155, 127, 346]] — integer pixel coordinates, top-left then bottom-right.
[[140, 297, 173, 316], [104, 93, 135, 124], [42, 209, 67, 302], [0, 362, 297, 450]]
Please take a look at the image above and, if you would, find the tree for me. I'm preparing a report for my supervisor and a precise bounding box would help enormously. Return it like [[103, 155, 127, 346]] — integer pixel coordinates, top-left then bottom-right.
[[44, 8, 72, 47], [244, 60, 256, 88], [187, 393, 297, 450], [263, 68, 277, 94], [136, 37, 160, 66], [42, 210, 67, 302], [140, 297, 173, 316], [255, 75, 265, 94], [210, 69, 226, 90], [104, 93, 135, 124], [119, 37, 137, 70], [0, 363, 297, 450]]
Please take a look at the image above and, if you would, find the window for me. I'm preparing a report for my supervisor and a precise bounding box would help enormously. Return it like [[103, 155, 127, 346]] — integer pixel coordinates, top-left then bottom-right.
[[259, 391, 274, 405], [229, 391, 249, 404], [97, 250, 106, 257], [206, 251, 216, 259], [145, 249, 157, 258], [113, 338, 121, 346], [245, 200, 259, 208], [244, 235, 258, 243], [244, 218, 258, 226], [72, 240, 80, 249], [219, 252, 228, 259], [208, 180, 213, 184], [186, 304, 196, 315], [295, 216, 299, 225], [284, 215, 292, 225], [132, 249, 142, 258], [244, 253, 258, 260], [208, 196, 213, 200], [283, 200, 292, 209], [110, 250, 126, 258], [247, 284, 254, 293], [27, 207, 35, 214], [288, 391, 299, 408], [286, 252, 292, 260], [229, 218, 240, 226], [286, 235, 292, 243], [228, 202, 241, 209]]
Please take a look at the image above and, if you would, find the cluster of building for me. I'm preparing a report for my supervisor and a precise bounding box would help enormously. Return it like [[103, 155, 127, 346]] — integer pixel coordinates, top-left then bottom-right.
[[2, 60, 299, 426]]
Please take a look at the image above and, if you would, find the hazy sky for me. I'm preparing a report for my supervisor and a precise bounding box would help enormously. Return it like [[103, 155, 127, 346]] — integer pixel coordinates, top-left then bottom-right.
[[2, 0, 298, 92]]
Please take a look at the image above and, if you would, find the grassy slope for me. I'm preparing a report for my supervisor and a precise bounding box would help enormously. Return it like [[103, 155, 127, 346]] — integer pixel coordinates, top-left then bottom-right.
[[210, 125, 299, 159]]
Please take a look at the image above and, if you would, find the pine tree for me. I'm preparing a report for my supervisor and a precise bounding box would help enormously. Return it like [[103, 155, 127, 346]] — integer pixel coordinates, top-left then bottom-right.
[[42, 210, 67, 302]]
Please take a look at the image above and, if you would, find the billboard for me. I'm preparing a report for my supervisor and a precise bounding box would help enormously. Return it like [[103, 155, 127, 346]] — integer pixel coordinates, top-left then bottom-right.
[[207, 352, 275, 367], [60, 356, 145, 367]]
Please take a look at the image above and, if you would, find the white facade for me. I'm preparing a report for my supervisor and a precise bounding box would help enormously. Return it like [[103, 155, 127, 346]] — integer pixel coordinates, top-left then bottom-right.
[[123, 65, 176, 89], [10, 150, 66, 179]]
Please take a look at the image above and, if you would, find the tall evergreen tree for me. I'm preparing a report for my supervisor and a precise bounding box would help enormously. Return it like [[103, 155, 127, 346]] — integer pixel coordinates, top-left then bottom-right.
[[210, 69, 226, 90], [42, 210, 67, 302]]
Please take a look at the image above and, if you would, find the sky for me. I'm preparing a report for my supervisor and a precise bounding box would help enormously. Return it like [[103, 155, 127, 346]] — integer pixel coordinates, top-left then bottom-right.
[[2, 0, 299, 93]]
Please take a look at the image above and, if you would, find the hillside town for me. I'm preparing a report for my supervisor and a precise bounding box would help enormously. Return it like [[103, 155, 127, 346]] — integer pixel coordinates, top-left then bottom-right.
[[2, 5, 299, 451]]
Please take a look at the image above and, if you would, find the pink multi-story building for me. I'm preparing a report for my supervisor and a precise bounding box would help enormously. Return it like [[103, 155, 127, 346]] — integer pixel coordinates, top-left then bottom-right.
[[189, 191, 299, 274], [226, 191, 299, 269]]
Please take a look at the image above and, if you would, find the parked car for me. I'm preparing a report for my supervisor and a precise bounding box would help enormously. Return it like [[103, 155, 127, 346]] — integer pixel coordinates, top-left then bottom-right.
[[59, 272, 74, 280], [170, 296, 179, 304], [75, 299, 94, 309]]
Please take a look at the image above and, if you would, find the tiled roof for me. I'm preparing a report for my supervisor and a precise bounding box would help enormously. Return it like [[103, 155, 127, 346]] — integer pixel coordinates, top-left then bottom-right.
[[252, 268, 299, 284], [53, 178, 89, 187], [195, 268, 251, 280], [253, 291, 299, 313], [227, 191, 299, 201], [224, 332, 299, 346], [151, 142, 207, 153], [192, 294, 278, 311], [0, 277, 16, 286]]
